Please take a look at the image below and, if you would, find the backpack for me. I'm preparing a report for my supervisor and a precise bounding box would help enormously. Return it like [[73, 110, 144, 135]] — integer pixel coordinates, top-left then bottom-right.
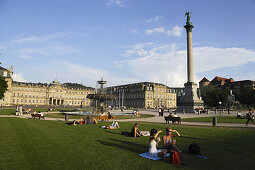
[[170, 151, 180, 165], [189, 143, 200, 155]]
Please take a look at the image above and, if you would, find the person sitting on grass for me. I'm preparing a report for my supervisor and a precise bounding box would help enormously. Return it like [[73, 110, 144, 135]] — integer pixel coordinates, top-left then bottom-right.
[[101, 122, 120, 129], [78, 119, 85, 124], [131, 123, 142, 138], [162, 127, 184, 158], [72, 120, 78, 126], [121, 123, 142, 137], [149, 128, 167, 157]]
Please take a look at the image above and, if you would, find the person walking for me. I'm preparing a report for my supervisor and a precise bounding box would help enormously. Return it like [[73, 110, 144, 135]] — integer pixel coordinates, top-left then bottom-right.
[[246, 109, 255, 126]]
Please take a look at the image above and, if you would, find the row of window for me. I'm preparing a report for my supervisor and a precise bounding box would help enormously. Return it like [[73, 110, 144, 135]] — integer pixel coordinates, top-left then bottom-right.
[[13, 99, 46, 104], [13, 87, 93, 94], [147, 94, 176, 100], [13, 92, 89, 100], [146, 101, 176, 107]]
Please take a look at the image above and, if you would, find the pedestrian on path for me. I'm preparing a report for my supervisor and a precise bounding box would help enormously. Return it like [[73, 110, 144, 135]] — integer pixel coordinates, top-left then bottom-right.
[[246, 109, 255, 126]]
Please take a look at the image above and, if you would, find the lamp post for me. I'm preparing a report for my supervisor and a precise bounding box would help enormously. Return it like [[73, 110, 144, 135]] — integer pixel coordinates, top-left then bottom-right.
[[219, 101, 222, 116]]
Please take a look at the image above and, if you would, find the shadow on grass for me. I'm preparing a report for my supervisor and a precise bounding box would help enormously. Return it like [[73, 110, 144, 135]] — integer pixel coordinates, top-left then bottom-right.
[[104, 131, 122, 135], [97, 137, 147, 154], [96, 138, 171, 165]]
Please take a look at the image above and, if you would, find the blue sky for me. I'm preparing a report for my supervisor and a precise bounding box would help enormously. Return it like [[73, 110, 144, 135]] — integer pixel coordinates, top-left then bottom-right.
[[0, 0, 255, 87]]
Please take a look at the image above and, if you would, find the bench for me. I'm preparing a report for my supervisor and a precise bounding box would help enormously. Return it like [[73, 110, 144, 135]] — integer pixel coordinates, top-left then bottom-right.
[[98, 115, 115, 121], [164, 116, 181, 124], [31, 113, 45, 120]]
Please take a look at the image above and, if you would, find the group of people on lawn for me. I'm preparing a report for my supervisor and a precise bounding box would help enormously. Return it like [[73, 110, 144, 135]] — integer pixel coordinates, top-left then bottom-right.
[[72, 118, 98, 125], [122, 122, 184, 158]]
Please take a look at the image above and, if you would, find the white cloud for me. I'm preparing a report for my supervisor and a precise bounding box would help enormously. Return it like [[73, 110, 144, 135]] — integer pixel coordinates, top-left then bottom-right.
[[124, 42, 154, 57], [17, 45, 80, 59], [146, 15, 163, 23], [116, 43, 255, 87], [19, 55, 33, 59], [106, 0, 125, 7], [145, 26, 183, 36], [13, 32, 72, 43], [12, 73, 26, 82], [166, 26, 183, 37], [145, 27, 165, 35], [55, 61, 137, 87]]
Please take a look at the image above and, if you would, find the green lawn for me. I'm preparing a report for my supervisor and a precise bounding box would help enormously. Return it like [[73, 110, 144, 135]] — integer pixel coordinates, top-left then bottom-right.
[[0, 109, 16, 115], [183, 116, 249, 124], [45, 112, 154, 120], [0, 118, 255, 169]]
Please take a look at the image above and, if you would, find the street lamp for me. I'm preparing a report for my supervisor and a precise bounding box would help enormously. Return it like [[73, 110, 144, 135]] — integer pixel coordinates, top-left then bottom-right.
[[219, 101, 222, 116]]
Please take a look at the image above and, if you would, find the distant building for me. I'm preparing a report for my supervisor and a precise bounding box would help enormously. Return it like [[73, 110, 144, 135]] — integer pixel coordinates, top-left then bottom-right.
[[0, 66, 94, 107], [199, 76, 255, 94], [105, 82, 177, 109]]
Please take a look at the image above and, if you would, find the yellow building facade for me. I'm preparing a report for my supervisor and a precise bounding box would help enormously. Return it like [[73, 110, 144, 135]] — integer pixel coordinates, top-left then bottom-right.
[[0, 66, 94, 107], [106, 82, 177, 109]]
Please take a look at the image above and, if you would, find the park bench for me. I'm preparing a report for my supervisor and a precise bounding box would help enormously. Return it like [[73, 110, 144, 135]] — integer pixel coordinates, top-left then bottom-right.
[[31, 113, 45, 120], [164, 116, 181, 124], [98, 115, 115, 121]]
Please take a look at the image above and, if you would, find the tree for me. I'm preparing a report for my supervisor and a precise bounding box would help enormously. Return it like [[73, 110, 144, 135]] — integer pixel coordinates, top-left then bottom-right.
[[0, 76, 8, 99], [201, 86, 229, 108], [235, 87, 255, 109]]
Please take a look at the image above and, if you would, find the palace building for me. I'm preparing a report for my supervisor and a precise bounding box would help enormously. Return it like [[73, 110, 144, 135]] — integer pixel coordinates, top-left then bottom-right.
[[0, 66, 94, 107], [1, 66, 177, 109], [105, 82, 177, 109]]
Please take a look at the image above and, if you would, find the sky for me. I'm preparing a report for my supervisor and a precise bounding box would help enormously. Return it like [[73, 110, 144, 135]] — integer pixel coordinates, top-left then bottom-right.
[[0, 0, 255, 88]]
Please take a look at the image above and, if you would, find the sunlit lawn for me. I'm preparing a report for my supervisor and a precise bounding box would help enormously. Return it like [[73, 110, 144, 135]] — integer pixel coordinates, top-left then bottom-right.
[[1, 118, 255, 170], [183, 116, 249, 124]]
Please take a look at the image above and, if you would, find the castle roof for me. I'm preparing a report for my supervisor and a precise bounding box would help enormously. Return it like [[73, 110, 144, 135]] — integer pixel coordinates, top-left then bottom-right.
[[199, 77, 210, 83]]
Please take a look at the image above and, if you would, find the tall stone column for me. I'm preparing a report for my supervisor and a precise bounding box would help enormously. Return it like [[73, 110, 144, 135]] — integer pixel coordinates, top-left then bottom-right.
[[184, 24, 194, 83], [176, 11, 204, 113]]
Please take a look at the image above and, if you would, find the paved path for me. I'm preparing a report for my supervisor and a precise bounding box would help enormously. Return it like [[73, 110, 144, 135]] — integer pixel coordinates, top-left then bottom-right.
[[1, 109, 254, 128]]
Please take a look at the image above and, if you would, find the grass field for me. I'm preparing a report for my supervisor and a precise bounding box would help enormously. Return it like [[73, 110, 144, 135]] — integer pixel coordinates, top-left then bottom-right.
[[1, 118, 255, 169], [44, 112, 154, 120], [182, 116, 249, 124], [0, 109, 16, 115]]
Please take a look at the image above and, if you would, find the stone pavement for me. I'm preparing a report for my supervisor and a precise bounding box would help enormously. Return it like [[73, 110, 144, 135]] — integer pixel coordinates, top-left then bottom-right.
[[1, 109, 254, 128]]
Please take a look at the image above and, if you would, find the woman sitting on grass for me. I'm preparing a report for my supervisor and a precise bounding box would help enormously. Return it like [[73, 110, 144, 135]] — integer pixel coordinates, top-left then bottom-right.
[[149, 128, 167, 157], [121, 123, 142, 137], [162, 127, 184, 158], [131, 123, 141, 138]]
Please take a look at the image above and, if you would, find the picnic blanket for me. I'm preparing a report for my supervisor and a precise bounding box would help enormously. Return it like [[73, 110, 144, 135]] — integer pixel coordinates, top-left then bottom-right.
[[138, 150, 170, 160], [195, 155, 208, 159]]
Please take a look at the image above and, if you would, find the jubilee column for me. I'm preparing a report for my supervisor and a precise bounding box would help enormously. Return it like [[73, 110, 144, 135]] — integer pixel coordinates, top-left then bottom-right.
[[176, 11, 204, 113], [184, 11, 194, 83]]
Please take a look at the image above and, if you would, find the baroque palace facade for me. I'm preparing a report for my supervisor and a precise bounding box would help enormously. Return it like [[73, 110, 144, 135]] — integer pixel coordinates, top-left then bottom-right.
[[0, 66, 94, 107], [1, 66, 177, 109], [105, 82, 177, 109]]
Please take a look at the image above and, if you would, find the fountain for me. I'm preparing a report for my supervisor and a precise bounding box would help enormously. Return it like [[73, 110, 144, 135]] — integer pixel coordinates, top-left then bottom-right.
[[87, 78, 115, 114]]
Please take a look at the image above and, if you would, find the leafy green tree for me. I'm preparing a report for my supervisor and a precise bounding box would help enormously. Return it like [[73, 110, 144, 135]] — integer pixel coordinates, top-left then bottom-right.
[[235, 87, 255, 109], [201, 86, 229, 108], [0, 76, 8, 99]]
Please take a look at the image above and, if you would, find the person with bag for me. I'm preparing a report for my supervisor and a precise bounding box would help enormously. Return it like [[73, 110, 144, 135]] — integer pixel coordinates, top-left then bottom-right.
[[162, 127, 184, 158], [246, 109, 255, 126]]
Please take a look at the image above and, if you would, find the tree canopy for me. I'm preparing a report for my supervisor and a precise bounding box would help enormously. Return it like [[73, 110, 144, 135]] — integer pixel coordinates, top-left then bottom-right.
[[201, 86, 230, 108], [235, 87, 255, 109], [0, 76, 8, 99]]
